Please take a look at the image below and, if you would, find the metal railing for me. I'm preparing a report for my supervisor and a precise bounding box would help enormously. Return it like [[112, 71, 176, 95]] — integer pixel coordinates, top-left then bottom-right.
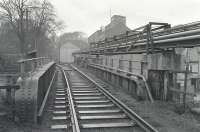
[[88, 63, 154, 103], [74, 21, 200, 55], [119, 59, 142, 72], [18, 57, 51, 76], [90, 21, 200, 49]]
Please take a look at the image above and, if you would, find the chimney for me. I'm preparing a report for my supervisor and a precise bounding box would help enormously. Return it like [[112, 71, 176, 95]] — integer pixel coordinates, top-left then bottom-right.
[[111, 15, 126, 26]]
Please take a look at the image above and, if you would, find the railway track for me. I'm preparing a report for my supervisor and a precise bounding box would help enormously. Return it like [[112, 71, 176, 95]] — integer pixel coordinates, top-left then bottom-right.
[[50, 64, 158, 132], [50, 68, 79, 132]]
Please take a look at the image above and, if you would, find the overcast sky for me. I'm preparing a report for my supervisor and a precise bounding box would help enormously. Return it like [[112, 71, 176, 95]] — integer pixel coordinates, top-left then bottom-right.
[[51, 0, 200, 36]]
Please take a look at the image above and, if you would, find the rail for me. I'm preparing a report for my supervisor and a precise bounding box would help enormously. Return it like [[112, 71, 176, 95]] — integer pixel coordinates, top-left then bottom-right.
[[58, 65, 80, 132], [18, 57, 51, 76], [88, 63, 154, 103], [71, 64, 158, 132]]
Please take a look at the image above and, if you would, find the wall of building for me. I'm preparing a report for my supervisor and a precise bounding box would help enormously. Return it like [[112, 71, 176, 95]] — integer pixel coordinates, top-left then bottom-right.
[[88, 15, 130, 44], [60, 43, 80, 63]]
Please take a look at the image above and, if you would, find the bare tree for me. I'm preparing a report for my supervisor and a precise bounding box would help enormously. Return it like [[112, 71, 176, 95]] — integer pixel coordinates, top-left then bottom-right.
[[0, 0, 62, 58]]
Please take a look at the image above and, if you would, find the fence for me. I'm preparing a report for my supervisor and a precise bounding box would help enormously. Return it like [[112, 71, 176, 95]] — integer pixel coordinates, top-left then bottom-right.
[[18, 57, 51, 76]]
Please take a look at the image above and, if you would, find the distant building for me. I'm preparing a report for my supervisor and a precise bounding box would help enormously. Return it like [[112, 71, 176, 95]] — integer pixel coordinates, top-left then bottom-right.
[[60, 43, 80, 63], [88, 15, 130, 43]]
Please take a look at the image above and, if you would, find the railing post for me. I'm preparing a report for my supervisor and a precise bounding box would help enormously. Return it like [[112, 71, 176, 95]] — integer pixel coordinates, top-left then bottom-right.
[[119, 59, 122, 70], [129, 61, 132, 72], [34, 60, 37, 71], [111, 59, 113, 67], [38, 59, 42, 68], [31, 60, 35, 72], [11, 87, 16, 120], [118, 59, 121, 69], [20, 62, 25, 77]]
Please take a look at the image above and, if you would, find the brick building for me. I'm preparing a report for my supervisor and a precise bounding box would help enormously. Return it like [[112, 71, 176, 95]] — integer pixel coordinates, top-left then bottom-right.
[[88, 15, 130, 43]]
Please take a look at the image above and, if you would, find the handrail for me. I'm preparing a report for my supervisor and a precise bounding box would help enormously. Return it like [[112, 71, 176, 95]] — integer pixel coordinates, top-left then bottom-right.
[[17, 57, 51, 76], [90, 21, 200, 48], [58, 65, 80, 132], [73, 21, 200, 55], [17, 57, 48, 63], [89, 63, 154, 103]]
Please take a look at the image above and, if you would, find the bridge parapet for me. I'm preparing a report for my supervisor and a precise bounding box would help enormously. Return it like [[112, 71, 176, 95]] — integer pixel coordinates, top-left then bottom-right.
[[15, 60, 56, 123], [86, 63, 154, 102]]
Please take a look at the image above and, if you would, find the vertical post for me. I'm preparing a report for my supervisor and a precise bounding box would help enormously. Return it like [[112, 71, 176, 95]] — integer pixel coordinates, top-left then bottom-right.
[[163, 71, 168, 100], [127, 79, 130, 92], [59, 44, 61, 64], [20, 62, 25, 77], [6, 88, 11, 104], [31, 60, 35, 72], [38, 59, 41, 68], [111, 59, 113, 67], [145, 24, 150, 81], [129, 61, 132, 72], [183, 65, 188, 111], [146, 24, 150, 54], [11, 87, 15, 120], [183, 48, 189, 111], [6, 76, 12, 104], [41, 58, 44, 66], [119, 59, 121, 70]]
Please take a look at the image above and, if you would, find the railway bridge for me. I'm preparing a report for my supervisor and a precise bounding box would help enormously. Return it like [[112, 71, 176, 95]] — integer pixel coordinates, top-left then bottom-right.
[[1, 21, 200, 132], [74, 21, 200, 103]]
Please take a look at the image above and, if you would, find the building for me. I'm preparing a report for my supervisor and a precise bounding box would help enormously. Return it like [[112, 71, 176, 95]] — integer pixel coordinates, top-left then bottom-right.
[[88, 15, 130, 43], [60, 43, 80, 63]]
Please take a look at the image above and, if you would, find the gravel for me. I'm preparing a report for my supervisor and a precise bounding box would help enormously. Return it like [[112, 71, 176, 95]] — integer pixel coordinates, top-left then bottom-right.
[[80, 67, 200, 132]]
